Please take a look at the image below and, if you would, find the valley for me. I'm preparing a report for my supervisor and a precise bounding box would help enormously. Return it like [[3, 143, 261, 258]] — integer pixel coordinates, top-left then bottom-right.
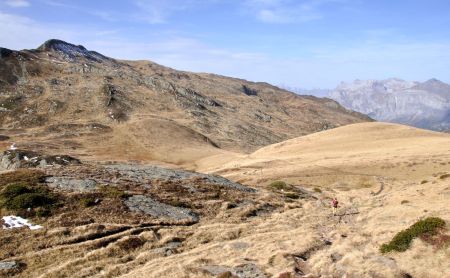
[[0, 41, 449, 278]]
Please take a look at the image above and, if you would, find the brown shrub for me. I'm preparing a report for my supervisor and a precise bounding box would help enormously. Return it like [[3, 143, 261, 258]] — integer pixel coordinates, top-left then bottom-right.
[[117, 236, 144, 251], [0, 169, 46, 187]]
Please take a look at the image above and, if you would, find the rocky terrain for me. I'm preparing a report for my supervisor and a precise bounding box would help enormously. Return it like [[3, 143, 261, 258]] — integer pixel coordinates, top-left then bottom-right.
[[0, 123, 449, 278], [328, 78, 450, 131], [0, 39, 370, 167], [0, 150, 283, 277]]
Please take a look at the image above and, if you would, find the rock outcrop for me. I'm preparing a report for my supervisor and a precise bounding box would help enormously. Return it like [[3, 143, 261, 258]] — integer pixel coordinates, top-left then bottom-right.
[[0, 150, 81, 170]]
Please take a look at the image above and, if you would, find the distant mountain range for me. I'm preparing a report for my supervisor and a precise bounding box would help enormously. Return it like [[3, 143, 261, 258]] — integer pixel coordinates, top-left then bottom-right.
[[328, 78, 450, 131]]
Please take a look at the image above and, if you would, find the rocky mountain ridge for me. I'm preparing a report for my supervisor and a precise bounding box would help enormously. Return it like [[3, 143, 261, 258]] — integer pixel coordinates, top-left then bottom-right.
[[329, 78, 450, 131], [0, 39, 371, 165]]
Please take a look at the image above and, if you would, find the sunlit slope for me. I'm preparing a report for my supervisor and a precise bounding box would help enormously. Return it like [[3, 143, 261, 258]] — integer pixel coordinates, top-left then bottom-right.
[[198, 122, 450, 187]]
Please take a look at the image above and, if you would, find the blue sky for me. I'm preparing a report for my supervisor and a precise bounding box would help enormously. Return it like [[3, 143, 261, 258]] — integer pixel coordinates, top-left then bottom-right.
[[1, 0, 450, 89]]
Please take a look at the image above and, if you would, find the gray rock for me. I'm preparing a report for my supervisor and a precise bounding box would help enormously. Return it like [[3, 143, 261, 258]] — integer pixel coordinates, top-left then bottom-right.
[[45, 177, 97, 192], [202, 263, 266, 278], [0, 150, 80, 170], [202, 265, 234, 276], [151, 241, 182, 256], [105, 164, 255, 193], [0, 261, 18, 270], [230, 241, 250, 250], [125, 195, 199, 222], [234, 263, 266, 278]]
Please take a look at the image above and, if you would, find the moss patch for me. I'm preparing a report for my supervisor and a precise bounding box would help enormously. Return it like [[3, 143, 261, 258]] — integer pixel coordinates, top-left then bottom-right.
[[380, 217, 446, 253]]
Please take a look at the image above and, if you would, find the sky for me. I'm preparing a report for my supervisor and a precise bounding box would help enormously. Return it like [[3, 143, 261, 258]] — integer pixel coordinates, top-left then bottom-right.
[[1, 0, 450, 89]]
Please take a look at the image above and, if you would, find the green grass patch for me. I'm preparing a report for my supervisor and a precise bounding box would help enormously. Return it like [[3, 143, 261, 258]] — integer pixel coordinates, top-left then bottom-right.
[[380, 217, 446, 253]]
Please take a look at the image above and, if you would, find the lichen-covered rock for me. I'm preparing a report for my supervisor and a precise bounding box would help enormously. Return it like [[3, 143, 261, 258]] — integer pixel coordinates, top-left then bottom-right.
[[45, 177, 97, 192], [105, 164, 255, 193], [125, 195, 199, 223]]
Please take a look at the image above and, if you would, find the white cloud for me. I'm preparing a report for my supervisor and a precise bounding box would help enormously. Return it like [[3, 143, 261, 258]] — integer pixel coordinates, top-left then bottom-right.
[[133, 0, 206, 24], [5, 0, 30, 8], [1, 9, 449, 89], [0, 12, 73, 49], [243, 0, 349, 23]]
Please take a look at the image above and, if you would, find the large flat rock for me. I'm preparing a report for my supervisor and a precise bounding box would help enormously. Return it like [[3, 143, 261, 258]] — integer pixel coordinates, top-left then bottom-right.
[[125, 195, 199, 223], [105, 164, 255, 192]]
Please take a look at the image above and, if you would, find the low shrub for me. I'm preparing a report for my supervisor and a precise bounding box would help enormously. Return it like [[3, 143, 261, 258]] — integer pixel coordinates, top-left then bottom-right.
[[439, 174, 450, 180], [0, 183, 56, 211], [99, 185, 129, 199], [35, 207, 52, 218], [401, 200, 409, 204], [0, 183, 31, 199], [268, 181, 291, 191], [4, 192, 55, 210], [420, 180, 428, 184], [284, 192, 300, 199], [313, 187, 322, 193], [380, 217, 446, 253], [80, 197, 97, 207]]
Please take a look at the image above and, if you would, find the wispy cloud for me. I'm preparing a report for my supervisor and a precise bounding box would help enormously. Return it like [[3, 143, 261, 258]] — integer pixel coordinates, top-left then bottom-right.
[[132, 0, 206, 24], [243, 0, 349, 23], [4, 0, 30, 8]]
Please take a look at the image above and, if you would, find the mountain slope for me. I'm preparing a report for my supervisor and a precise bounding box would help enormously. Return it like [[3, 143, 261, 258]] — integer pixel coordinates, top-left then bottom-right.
[[328, 78, 450, 131], [198, 122, 450, 186], [131, 122, 450, 277], [0, 39, 371, 165]]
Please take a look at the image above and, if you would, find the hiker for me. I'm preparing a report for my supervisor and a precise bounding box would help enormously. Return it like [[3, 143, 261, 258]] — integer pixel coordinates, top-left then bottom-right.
[[331, 197, 339, 215]]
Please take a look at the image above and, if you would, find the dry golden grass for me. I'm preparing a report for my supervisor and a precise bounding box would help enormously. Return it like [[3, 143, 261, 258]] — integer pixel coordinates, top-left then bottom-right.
[[120, 122, 450, 277], [1, 122, 449, 277]]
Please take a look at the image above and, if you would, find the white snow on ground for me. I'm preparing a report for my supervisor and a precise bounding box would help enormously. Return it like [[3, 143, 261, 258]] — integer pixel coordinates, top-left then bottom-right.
[[2, 216, 42, 230]]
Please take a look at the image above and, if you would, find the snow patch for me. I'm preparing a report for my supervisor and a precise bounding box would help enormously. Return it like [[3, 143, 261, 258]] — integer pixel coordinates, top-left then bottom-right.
[[2, 216, 42, 230]]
